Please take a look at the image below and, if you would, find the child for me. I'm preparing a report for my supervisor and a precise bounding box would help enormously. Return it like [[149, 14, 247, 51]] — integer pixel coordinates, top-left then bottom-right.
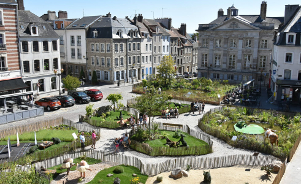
[[76, 160, 92, 178], [114, 138, 119, 153]]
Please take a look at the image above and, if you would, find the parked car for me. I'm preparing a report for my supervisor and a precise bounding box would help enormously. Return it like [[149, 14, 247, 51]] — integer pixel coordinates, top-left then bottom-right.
[[70, 91, 91, 104], [183, 72, 190, 78], [55, 95, 75, 107], [193, 72, 197, 77], [85, 89, 103, 101], [34, 97, 61, 111], [174, 73, 184, 79]]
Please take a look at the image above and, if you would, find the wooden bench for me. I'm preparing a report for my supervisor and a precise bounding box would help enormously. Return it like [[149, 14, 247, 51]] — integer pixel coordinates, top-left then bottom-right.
[[162, 123, 183, 129]]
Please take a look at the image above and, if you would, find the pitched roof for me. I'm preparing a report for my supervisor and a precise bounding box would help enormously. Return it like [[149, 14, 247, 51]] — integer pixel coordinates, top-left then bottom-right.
[[18, 10, 59, 38], [67, 16, 101, 29], [282, 7, 301, 32], [143, 19, 170, 36], [0, 0, 17, 4]]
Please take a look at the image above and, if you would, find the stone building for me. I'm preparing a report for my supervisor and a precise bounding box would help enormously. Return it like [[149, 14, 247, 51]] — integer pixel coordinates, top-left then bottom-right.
[[197, 2, 283, 85]]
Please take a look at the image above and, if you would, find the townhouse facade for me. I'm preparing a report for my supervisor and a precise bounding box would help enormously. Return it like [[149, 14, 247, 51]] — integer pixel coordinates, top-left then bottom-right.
[[197, 2, 283, 85], [271, 5, 301, 104], [0, 0, 27, 96], [18, 10, 61, 95]]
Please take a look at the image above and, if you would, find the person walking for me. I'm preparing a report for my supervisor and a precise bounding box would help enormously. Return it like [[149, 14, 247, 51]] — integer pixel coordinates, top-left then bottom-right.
[[190, 101, 194, 114], [202, 102, 205, 113], [114, 138, 120, 153], [80, 132, 85, 151], [91, 130, 97, 149], [198, 101, 202, 114]]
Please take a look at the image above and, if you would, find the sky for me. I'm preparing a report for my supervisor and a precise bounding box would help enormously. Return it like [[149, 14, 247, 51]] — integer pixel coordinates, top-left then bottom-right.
[[24, 0, 301, 33]]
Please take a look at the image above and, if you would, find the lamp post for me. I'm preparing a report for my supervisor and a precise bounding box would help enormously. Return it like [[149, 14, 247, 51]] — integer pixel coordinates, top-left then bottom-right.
[[54, 68, 64, 96]]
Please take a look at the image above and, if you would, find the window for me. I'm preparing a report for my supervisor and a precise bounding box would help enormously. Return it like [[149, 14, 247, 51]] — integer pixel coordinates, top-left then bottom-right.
[[116, 71, 120, 80], [52, 40, 57, 51], [213, 73, 219, 79], [75, 66, 78, 73], [0, 57, 6, 71], [158, 56, 161, 63], [259, 56, 266, 70], [214, 54, 221, 68], [43, 41, 48, 51], [93, 30, 98, 38], [228, 74, 234, 80], [146, 56, 148, 63], [101, 58, 105, 66], [150, 44, 152, 51], [121, 71, 124, 79], [115, 58, 118, 66], [101, 44, 105, 52], [137, 56, 140, 63], [228, 55, 236, 69], [149, 55, 152, 62], [96, 57, 100, 66], [23, 61, 30, 73], [120, 57, 124, 66], [229, 39, 236, 48], [77, 48, 81, 59], [215, 39, 221, 48], [91, 44, 95, 52], [202, 38, 208, 48], [71, 48, 75, 58], [0, 10, 3, 25], [115, 44, 118, 52], [60, 36, 64, 45], [34, 60, 40, 71], [154, 57, 156, 63], [33, 41, 39, 52], [38, 79, 44, 92], [260, 40, 267, 48], [77, 36, 81, 46], [104, 71, 108, 80], [128, 56, 131, 65], [44, 59, 49, 71], [163, 46, 165, 52], [91, 57, 95, 65], [288, 35, 294, 43], [159, 46, 161, 53], [154, 46, 156, 53], [51, 77, 57, 90], [128, 43, 131, 51], [96, 44, 99, 52], [70, 36, 75, 46], [142, 56, 144, 63], [146, 44, 148, 51], [243, 55, 251, 69], [284, 69, 291, 80], [106, 43, 111, 52], [201, 54, 208, 67], [245, 39, 252, 48], [107, 58, 111, 67], [286, 53, 292, 63], [133, 43, 136, 51], [137, 43, 140, 50], [133, 56, 136, 64], [96, 71, 100, 79], [53, 58, 58, 69], [22, 41, 28, 52], [120, 44, 123, 52], [32, 26, 37, 35]]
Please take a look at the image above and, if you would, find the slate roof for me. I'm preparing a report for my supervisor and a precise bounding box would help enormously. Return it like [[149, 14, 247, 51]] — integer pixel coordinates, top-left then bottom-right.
[[0, 0, 17, 4], [67, 16, 101, 29], [144, 19, 170, 36], [18, 10, 59, 38], [282, 7, 301, 33]]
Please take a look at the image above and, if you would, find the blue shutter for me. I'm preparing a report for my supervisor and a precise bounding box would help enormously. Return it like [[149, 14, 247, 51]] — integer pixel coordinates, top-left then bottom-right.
[[224, 74, 227, 80], [234, 75, 238, 80]]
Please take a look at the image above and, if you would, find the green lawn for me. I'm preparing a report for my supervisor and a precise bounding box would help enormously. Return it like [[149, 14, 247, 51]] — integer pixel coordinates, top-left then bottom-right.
[[88, 165, 148, 184], [0, 141, 70, 152], [2, 129, 76, 142], [145, 130, 208, 148], [91, 110, 131, 122]]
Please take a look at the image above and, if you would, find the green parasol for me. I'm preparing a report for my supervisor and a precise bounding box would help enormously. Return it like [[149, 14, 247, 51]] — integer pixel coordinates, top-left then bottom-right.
[[234, 123, 265, 135]]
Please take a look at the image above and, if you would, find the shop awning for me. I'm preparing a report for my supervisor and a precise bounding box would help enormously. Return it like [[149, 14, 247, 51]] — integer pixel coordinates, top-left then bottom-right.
[[0, 78, 28, 92]]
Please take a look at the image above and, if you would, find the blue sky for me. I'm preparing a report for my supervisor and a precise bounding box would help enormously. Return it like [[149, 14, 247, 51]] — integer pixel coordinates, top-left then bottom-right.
[[25, 0, 300, 33]]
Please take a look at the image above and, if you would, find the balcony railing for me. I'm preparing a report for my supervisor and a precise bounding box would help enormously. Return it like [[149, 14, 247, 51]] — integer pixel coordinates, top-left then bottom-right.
[[0, 43, 6, 50]]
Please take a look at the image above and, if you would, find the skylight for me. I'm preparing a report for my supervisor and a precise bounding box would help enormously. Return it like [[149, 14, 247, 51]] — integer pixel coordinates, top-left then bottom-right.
[[80, 24, 86, 27], [72, 24, 78, 27]]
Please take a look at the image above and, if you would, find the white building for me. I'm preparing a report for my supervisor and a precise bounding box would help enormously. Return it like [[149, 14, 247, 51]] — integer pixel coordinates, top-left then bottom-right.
[[271, 5, 301, 104], [18, 10, 61, 95]]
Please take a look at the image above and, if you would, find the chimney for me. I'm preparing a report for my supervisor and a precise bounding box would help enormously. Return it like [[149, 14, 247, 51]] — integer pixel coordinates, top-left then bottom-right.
[[106, 12, 111, 18], [17, 0, 24, 10], [113, 16, 117, 20], [167, 18, 172, 30], [179, 23, 186, 36], [227, 7, 232, 19], [218, 8, 224, 18], [284, 5, 300, 25], [58, 11, 67, 19], [138, 14, 143, 22], [47, 11, 56, 20], [260, 1, 267, 20]]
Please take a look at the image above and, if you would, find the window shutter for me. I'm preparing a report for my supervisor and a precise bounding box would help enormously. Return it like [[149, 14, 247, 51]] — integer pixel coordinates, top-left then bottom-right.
[[220, 74, 223, 79], [210, 73, 213, 79], [224, 74, 227, 80], [238, 75, 242, 81], [234, 75, 238, 80]]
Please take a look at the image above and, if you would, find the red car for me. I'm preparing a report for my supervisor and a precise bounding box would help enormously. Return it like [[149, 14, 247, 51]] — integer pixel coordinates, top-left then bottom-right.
[[85, 89, 103, 101], [35, 97, 61, 111]]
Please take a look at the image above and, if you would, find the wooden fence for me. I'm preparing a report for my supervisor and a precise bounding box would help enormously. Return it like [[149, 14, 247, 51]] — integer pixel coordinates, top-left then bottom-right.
[[272, 162, 286, 184]]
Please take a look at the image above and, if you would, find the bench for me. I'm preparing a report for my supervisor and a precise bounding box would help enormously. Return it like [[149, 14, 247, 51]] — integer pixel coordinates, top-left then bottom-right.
[[162, 123, 183, 129]]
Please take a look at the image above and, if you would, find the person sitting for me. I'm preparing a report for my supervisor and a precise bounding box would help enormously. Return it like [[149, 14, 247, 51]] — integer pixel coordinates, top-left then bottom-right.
[[165, 108, 170, 119], [170, 107, 175, 117], [123, 133, 129, 145]]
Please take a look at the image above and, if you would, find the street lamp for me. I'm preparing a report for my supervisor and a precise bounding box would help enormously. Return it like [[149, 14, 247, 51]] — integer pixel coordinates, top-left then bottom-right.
[[54, 68, 64, 95]]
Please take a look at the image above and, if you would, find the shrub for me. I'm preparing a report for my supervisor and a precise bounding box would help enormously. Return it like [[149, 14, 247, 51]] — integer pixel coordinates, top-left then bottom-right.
[[29, 145, 38, 153], [85, 104, 94, 118], [156, 176, 163, 182], [52, 137, 61, 144], [113, 166, 124, 174]]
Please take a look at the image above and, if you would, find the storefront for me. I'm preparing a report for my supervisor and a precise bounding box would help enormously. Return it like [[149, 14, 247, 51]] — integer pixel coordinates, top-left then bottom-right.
[[275, 79, 301, 105]]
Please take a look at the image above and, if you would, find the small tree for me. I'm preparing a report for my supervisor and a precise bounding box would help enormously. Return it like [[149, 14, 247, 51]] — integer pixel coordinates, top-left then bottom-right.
[[85, 104, 94, 118], [156, 55, 176, 89], [62, 75, 81, 92], [92, 71, 98, 85], [106, 94, 123, 111]]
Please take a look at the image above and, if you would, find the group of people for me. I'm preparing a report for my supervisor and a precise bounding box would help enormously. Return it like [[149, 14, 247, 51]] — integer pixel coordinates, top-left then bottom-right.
[[114, 133, 130, 153], [161, 107, 179, 119], [79, 130, 97, 151], [190, 101, 205, 115]]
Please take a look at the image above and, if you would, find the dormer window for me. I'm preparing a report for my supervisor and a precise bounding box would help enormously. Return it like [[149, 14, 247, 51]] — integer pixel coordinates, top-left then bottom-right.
[[288, 35, 294, 43], [116, 30, 122, 38], [32, 26, 37, 35], [93, 30, 98, 38]]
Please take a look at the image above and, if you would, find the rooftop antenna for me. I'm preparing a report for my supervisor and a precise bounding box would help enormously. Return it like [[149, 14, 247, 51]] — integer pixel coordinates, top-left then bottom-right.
[[151, 11, 154, 19]]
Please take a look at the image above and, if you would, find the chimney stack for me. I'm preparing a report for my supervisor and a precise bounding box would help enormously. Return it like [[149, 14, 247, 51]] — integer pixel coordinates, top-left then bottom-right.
[[17, 0, 24, 10], [138, 14, 143, 22], [260, 1, 267, 20], [179, 23, 186, 36], [106, 12, 111, 18], [227, 7, 232, 19], [284, 5, 300, 25], [47, 11, 56, 21], [58, 11, 67, 19], [218, 8, 224, 18]]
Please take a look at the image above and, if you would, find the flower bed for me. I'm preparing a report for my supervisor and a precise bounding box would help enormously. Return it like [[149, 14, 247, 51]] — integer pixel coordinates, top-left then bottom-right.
[[198, 107, 301, 159]]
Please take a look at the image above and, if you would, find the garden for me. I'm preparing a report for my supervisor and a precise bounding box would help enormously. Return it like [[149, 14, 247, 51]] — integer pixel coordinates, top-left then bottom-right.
[[133, 77, 237, 104], [199, 107, 301, 158], [130, 125, 212, 156]]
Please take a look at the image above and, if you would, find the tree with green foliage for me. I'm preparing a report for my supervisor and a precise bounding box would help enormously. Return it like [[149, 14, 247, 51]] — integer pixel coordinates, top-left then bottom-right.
[[134, 86, 168, 135], [191, 33, 199, 41], [156, 55, 176, 88], [86, 104, 94, 117], [62, 75, 81, 91], [106, 93, 123, 111], [92, 71, 98, 85]]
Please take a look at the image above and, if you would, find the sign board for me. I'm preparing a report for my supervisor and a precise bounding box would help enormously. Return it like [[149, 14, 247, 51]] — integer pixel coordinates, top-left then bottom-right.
[[72, 133, 78, 140], [273, 70, 276, 75]]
